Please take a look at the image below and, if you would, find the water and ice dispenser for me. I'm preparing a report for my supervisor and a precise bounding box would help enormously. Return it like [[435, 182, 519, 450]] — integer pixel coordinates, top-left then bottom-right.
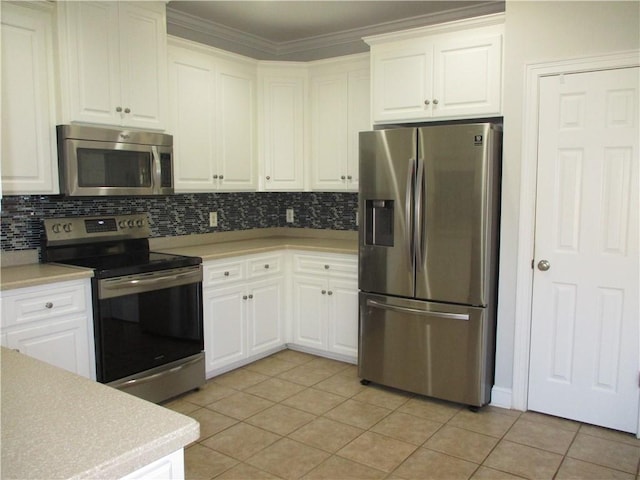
[[365, 200, 394, 246]]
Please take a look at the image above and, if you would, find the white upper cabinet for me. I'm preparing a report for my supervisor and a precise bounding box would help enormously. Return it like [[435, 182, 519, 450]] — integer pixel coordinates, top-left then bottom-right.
[[57, 1, 168, 130], [1, 2, 59, 195], [169, 38, 257, 192], [367, 15, 504, 123], [309, 55, 370, 191], [258, 65, 306, 191]]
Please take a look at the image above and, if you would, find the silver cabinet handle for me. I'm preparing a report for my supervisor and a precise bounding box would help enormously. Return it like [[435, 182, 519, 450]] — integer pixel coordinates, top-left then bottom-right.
[[321, 290, 327, 295], [116, 106, 122, 112], [537, 260, 551, 271], [124, 107, 131, 114], [266, 176, 271, 180], [248, 294, 253, 299], [45, 302, 53, 309], [243, 295, 248, 300], [219, 175, 224, 179], [264, 264, 269, 269], [347, 175, 352, 180], [213, 174, 218, 179], [424, 100, 430, 105], [324, 265, 330, 270], [341, 175, 346, 180], [224, 271, 230, 276], [433, 99, 439, 105], [328, 291, 333, 296]]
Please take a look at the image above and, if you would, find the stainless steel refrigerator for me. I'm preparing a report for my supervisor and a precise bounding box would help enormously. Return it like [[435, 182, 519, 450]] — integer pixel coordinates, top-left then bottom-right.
[[358, 122, 501, 408]]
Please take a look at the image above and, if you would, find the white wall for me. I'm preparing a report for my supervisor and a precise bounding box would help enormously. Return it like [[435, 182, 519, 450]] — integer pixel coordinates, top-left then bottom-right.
[[494, 1, 640, 401]]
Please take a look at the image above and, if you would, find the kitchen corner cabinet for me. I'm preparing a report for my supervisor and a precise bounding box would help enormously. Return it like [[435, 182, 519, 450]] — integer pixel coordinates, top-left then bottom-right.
[[1, 1, 59, 195], [367, 17, 503, 123], [169, 39, 257, 192], [202, 253, 284, 376], [258, 65, 306, 191], [309, 56, 370, 191], [57, 1, 168, 130], [291, 252, 358, 361], [0, 279, 95, 380]]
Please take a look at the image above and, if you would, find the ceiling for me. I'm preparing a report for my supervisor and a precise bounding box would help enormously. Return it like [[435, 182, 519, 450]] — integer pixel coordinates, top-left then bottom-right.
[[166, 1, 505, 61]]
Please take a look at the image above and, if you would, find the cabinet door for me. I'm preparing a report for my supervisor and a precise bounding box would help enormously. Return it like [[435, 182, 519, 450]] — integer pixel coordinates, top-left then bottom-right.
[[203, 284, 246, 373], [247, 277, 284, 356], [432, 33, 502, 118], [346, 68, 370, 191], [217, 65, 257, 190], [117, 3, 167, 130], [1, 3, 58, 194], [61, 1, 121, 125], [371, 42, 432, 123], [291, 275, 327, 350], [327, 278, 359, 358], [6, 316, 92, 378], [310, 73, 349, 191], [169, 46, 218, 192], [261, 74, 305, 191]]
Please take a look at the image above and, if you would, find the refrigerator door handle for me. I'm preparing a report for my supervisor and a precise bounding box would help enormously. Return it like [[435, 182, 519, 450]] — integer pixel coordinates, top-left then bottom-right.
[[366, 299, 470, 321], [415, 155, 426, 271], [405, 157, 416, 268]]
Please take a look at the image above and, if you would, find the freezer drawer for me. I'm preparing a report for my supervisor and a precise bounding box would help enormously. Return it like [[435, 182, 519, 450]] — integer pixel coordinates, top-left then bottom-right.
[[358, 292, 494, 407]]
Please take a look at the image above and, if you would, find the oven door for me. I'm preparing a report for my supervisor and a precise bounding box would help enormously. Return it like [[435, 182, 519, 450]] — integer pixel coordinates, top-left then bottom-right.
[[60, 139, 173, 196], [94, 265, 203, 384]]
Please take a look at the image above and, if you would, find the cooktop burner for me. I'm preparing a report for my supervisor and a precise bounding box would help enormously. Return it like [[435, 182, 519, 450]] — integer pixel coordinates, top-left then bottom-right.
[[62, 251, 201, 278]]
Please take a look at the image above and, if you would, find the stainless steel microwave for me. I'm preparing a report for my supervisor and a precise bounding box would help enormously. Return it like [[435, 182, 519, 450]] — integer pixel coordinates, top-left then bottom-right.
[[57, 124, 173, 196]]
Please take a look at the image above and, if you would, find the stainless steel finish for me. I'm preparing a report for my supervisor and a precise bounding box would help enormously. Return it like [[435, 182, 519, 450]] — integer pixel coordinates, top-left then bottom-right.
[[116, 106, 122, 112], [98, 265, 202, 300], [359, 292, 492, 407], [341, 175, 346, 180], [44, 213, 150, 246], [405, 156, 416, 270], [433, 99, 439, 105], [224, 271, 230, 276], [266, 176, 271, 180], [537, 259, 551, 271], [264, 264, 270, 269], [124, 107, 131, 114], [108, 352, 205, 404], [57, 124, 173, 196], [219, 175, 224, 179], [424, 99, 430, 105], [45, 302, 53, 309]]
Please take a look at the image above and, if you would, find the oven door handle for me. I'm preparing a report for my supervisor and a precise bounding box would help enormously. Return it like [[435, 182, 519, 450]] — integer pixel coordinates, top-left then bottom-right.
[[98, 267, 202, 299]]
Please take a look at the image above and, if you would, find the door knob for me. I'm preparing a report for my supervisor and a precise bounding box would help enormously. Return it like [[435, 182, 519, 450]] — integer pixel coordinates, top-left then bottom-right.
[[537, 260, 551, 271]]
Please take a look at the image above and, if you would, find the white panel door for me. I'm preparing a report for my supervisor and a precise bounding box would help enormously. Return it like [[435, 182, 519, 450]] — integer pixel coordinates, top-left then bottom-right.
[[247, 277, 284, 356], [291, 275, 327, 350], [529, 67, 639, 433]]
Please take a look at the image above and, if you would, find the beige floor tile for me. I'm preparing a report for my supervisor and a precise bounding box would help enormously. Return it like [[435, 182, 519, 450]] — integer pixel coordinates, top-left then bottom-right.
[[337, 431, 417, 473], [504, 417, 577, 454], [470, 466, 526, 479], [277, 364, 336, 387], [303, 455, 387, 479], [188, 407, 238, 441], [208, 391, 275, 420], [314, 373, 367, 398], [246, 404, 316, 435], [184, 443, 238, 480], [555, 457, 635, 479], [201, 422, 281, 461], [162, 398, 201, 415], [247, 438, 330, 480], [289, 417, 364, 453], [352, 385, 412, 410], [483, 440, 563, 480], [216, 462, 284, 479], [398, 396, 462, 423], [483, 405, 523, 418], [213, 368, 270, 390], [244, 377, 307, 403], [579, 424, 640, 447], [324, 399, 391, 429], [335, 364, 360, 378], [370, 411, 442, 445], [281, 388, 347, 415], [449, 408, 518, 438], [181, 381, 238, 406], [424, 425, 499, 464], [567, 432, 640, 474], [519, 411, 581, 433], [392, 447, 478, 480], [304, 357, 351, 374], [244, 356, 299, 376], [270, 349, 316, 365]]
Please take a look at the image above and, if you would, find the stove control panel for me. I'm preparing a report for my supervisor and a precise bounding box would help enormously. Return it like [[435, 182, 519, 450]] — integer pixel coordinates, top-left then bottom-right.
[[44, 213, 151, 245]]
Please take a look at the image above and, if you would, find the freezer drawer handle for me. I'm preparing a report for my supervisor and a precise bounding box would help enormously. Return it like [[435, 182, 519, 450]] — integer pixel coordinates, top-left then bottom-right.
[[366, 299, 470, 321]]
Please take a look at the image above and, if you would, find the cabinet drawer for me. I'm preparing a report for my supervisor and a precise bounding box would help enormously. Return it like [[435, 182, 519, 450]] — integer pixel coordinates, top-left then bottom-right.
[[1, 281, 88, 328], [293, 253, 357, 277], [247, 254, 283, 279], [203, 259, 245, 287]]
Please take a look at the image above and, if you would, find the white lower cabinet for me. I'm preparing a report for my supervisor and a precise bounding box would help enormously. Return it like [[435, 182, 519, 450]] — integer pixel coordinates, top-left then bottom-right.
[[290, 252, 358, 362], [0, 279, 95, 379], [202, 254, 284, 376]]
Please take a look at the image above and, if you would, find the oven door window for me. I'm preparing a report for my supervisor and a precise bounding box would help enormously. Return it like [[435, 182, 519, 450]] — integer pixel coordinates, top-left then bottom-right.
[[96, 283, 203, 383], [77, 148, 152, 188]]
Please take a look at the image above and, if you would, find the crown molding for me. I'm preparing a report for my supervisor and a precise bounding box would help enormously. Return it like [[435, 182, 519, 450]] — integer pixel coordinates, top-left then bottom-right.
[[166, 2, 504, 61]]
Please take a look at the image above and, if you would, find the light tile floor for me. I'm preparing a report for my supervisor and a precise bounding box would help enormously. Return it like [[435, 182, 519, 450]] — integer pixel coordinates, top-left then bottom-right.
[[164, 349, 640, 480]]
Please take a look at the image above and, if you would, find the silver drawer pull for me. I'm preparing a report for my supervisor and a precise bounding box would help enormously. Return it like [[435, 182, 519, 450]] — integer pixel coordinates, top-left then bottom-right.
[[224, 271, 230, 276], [45, 302, 53, 309], [264, 264, 269, 269], [324, 265, 330, 269]]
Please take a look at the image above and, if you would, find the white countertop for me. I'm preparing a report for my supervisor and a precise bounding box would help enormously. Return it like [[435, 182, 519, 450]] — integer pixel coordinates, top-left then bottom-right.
[[0, 348, 199, 480]]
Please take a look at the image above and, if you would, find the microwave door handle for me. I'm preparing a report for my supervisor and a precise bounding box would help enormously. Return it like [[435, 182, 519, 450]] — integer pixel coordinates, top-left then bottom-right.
[[151, 145, 161, 193]]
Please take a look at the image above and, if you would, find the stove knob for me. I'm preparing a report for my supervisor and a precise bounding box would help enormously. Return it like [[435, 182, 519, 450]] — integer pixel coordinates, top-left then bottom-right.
[[52, 223, 61, 234], [135, 219, 144, 228], [127, 220, 135, 228], [118, 220, 127, 229], [63, 223, 72, 233]]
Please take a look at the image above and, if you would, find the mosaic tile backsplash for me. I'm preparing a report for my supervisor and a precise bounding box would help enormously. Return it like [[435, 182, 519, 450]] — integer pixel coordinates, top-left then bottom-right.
[[1, 192, 358, 252]]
